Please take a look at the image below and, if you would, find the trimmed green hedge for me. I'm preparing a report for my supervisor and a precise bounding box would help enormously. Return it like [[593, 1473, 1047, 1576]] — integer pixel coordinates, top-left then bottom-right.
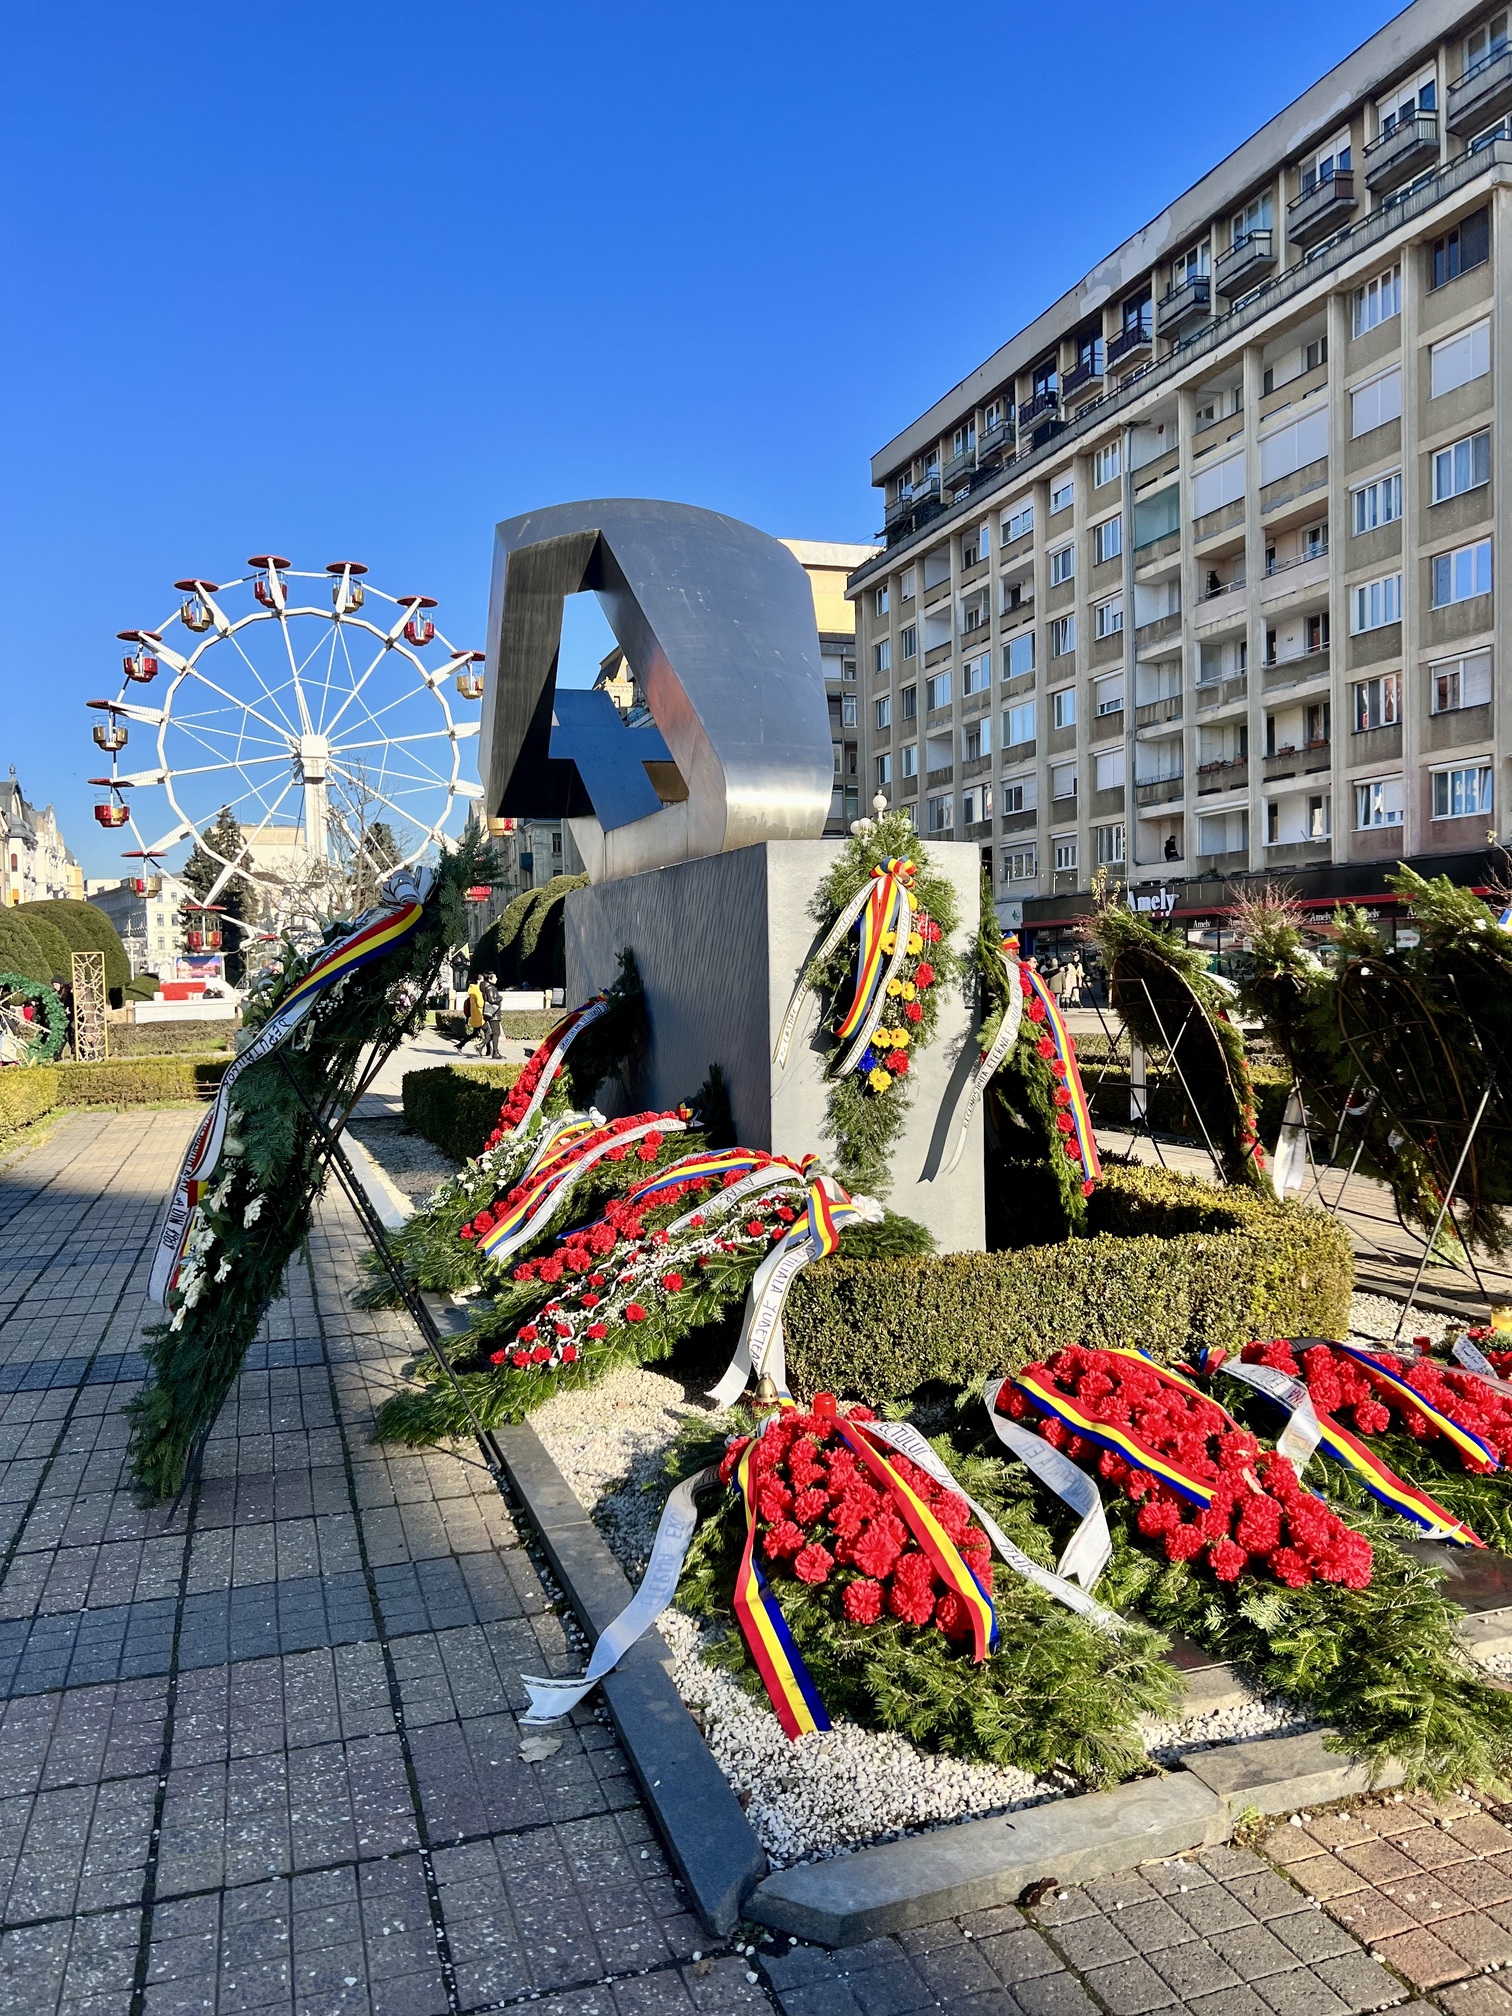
[[0, 1068, 60, 1138], [56, 1058, 230, 1105], [1085, 1065, 1290, 1143], [402, 1063, 523, 1161], [110, 1019, 236, 1056], [785, 1164, 1352, 1402]]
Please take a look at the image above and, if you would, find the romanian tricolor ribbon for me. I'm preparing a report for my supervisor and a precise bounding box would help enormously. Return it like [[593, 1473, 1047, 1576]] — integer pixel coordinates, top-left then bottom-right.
[[1333, 1344, 1500, 1473], [277, 895, 426, 1012], [478, 1114, 686, 1265], [622, 1148, 775, 1210], [1020, 965, 1101, 1181], [773, 859, 915, 1075], [732, 1442, 831, 1739], [1009, 1364, 1217, 1507], [836, 1421, 997, 1659], [505, 995, 610, 1139], [1310, 1411, 1484, 1546]]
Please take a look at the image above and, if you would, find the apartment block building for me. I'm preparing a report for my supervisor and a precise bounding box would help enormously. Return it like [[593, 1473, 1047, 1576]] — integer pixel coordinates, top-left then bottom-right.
[[780, 540, 879, 831], [850, 0, 1512, 938]]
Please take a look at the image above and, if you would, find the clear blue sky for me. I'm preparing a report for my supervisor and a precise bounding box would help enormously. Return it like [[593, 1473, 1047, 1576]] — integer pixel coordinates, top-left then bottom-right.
[[3, 0, 1399, 880]]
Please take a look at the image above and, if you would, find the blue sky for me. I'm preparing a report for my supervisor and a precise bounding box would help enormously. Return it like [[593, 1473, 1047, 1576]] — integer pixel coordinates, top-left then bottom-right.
[[3, 0, 1399, 879]]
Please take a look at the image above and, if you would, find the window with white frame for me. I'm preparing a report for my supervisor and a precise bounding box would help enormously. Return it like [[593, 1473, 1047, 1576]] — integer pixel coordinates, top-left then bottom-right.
[[1094, 596, 1124, 640], [962, 717, 991, 761], [841, 656, 856, 682], [926, 793, 953, 834], [1308, 794, 1331, 840], [925, 671, 952, 709], [1003, 845, 1038, 883], [1259, 412, 1328, 486], [1094, 747, 1126, 791], [1433, 430, 1491, 501], [875, 695, 891, 730], [841, 693, 858, 727], [962, 784, 993, 826], [1093, 515, 1122, 565], [1002, 775, 1037, 813], [1050, 475, 1074, 514], [875, 753, 892, 788], [900, 684, 917, 720], [1354, 776, 1404, 827], [1094, 671, 1125, 714], [1431, 649, 1492, 712], [1353, 264, 1402, 335], [1094, 442, 1122, 487], [1197, 809, 1248, 854], [1002, 502, 1034, 543], [1192, 450, 1246, 517], [1005, 700, 1036, 747], [1173, 240, 1210, 283], [1432, 538, 1493, 605], [1351, 368, 1403, 437], [961, 526, 987, 569], [1430, 319, 1491, 397], [1050, 542, 1075, 584], [1051, 761, 1077, 799], [1051, 686, 1077, 729], [874, 585, 889, 616], [1095, 822, 1126, 865], [1433, 762, 1494, 818], [901, 740, 918, 777], [963, 655, 990, 696], [1353, 672, 1400, 731], [1052, 835, 1078, 873], [1377, 70, 1436, 135], [1051, 614, 1076, 656], [900, 624, 917, 660], [1302, 131, 1351, 192], [900, 566, 916, 601], [874, 638, 890, 673], [1004, 632, 1034, 679], [1350, 572, 1402, 632], [1465, 13, 1509, 69], [1352, 470, 1403, 533]]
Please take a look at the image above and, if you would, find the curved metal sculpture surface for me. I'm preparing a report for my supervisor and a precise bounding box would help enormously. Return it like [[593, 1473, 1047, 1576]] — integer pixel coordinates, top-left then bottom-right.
[[479, 499, 833, 880]]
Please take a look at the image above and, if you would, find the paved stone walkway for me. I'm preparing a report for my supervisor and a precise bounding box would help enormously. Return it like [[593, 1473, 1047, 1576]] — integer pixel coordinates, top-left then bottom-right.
[[0, 1111, 769, 2016]]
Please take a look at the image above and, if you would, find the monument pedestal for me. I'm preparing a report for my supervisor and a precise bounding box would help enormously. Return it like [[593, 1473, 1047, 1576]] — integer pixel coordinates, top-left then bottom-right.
[[563, 840, 984, 1253]]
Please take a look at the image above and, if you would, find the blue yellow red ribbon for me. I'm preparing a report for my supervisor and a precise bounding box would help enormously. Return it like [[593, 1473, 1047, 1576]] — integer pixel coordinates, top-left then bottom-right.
[[835, 869, 912, 1046], [278, 899, 425, 1011], [732, 1442, 831, 1739], [1020, 965, 1101, 1180], [1333, 1344, 1500, 1473], [1009, 1364, 1218, 1507]]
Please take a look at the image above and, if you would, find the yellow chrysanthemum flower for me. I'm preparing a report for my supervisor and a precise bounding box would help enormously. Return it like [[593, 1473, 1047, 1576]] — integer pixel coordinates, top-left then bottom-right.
[[907, 931, 924, 956], [900, 981, 917, 1002], [881, 932, 897, 954], [886, 978, 904, 997], [891, 1027, 911, 1049], [867, 1066, 892, 1091]]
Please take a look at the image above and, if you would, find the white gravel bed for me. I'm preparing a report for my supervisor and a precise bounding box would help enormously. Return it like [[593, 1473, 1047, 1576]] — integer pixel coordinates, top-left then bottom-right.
[[347, 1118, 461, 1203], [1141, 1692, 1316, 1767]]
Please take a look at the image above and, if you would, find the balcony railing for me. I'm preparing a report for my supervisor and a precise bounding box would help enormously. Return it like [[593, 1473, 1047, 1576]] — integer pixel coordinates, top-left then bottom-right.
[[1017, 387, 1061, 428], [941, 446, 977, 490], [1197, 758, 1249, 794], [1198, 573, 1246, 602], [1264, 544, 1328, 576], [1135, 695, 1183, 727], [976, 418, 1014, 464], [1063, 352, 1104, 400], [1158, 273, 1211, 336], [1108, 319, 1153, 367], [1364, 110, 1441, 191], [1449, 44, 1512, 133], [1134, 774, 1185, 806], [1215, 228, 1276, 298], [1287, 169, 1357, 247]]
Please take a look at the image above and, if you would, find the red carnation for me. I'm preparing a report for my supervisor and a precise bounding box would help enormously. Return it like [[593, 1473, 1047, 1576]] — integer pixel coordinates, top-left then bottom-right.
[[531, 1344, 552, 1363], [624, 1302, 649, 1323], [1164, 1521, 1205, 1563], [1036, 1036, 1055, 1059], [914, 962, 935, 988], [763, 1518, 805, 1562], [560, 1344, 579, 1364], [518, 1325, 539, 1344], [793, 1486, 830, 1526], [1027, 997, 1047, 1023], [554, 1322, 572, 1338], [885, 1050, 910, 1075], [460, 1226, 476, 1241], [586, 1322, 607, 1340], [842, 1578, 884, 1625], [746, 1221, 768, 1239], [921, 918, 942, 943], [1082, 1180, 1095, 1197], [793, 1542, 834, 1585], [1208, 1538, 1247, 1582], [661, 1272, 685, 1293], [934, 1591, 975, 1642], [580, 1294, 600, 1309], [606, 1145, 626, 1162], [904, 1001, 924, 1023], [888, 1551, 938, 1627], [510, 1350, 531, 1369], [490, 1350, 507, 1366]]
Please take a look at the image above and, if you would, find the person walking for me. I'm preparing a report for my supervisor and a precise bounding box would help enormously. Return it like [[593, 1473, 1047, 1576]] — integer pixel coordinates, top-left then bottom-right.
[[457, 977, 485, 1050], [481, 971, 503, 1058]]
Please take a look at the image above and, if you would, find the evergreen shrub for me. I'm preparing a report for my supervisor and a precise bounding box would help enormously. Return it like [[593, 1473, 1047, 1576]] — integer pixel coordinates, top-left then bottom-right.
[[110, 1019, 236, 1056], [402, 1063, 523, 1161], [55, 1058, 230, 1104], [0, 1068, 59, 1137]]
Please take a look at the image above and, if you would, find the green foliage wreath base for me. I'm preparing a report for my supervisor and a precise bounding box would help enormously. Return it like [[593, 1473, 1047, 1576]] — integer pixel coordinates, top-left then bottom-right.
[[0, 973, 67, 1063]]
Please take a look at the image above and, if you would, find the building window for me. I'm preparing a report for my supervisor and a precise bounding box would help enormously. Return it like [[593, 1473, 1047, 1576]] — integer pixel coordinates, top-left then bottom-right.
[[1004, 632, 1034, 679], [1308, 794, 1332, 840], [1050, 475, 1074, 514], [1432, 430, 1491, 501], [962, 718, 991, 761], [962, 525, 989, 569], [962, 784, 993, 826], [900, 624, 917, 660], [963, 655, 991, 696], [1003, 845, 1038, 883], [1005, 700, 1036, 747], [1094, 747, 1125, 791], [1094, 672, 1125, 714], [1302, 132, 1351, 193], [1052, 835, 1079, 873], [1351, 368, 1402, 438], [1093, 515, 1122, 565], [1465, 13, 1509, 69], [1431, 208, 1490, 289], [901, 741, 918, 777], [1002, 777, 1036, 814], [1432, 538, 1493, 605], [874, 585, 890, 617], [875, 695, 891, 730], [1050, 543, 1075, 585], [1350, 572, 1402, 632], [925, 672, 952, 710], [1093, 443, 1121, 488], [1173, 239, 1210, 283], [1051, 686, 1077, 729], [1354, 776, 1404, 828], [1002, 502, 1034, 543], [873, 639, 891, 674], [1352, 470, 1402, 533], [1353, 264, 1402, 335], [926, 794, 953, 834], [1050, 615, 1076, 657], [841, 656, 856, 682], [1051, 761, 1077, 800], [1377, 69, 1436, 135], [841, 693, 858, 727], [1434, 762, 1494, 818], [1353, 672, 1400, 730], [1095, 822, 1126, 865], [900, 567, 916, 601], [1094, 597, 1124, 640], [875, 753, 892, 788], [1431, 649, 1493, 712], [900, 684, 917, 721], [1430, 319, 1492, 396]]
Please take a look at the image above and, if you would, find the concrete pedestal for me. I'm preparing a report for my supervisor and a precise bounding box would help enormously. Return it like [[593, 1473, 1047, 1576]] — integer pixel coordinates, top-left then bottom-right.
[[562, 840, 984, 1253]]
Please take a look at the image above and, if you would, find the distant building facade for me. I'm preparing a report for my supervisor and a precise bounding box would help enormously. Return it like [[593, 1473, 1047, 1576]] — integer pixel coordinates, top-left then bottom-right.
[[85, 873, 190, 978], [1, 771, 83, 906]]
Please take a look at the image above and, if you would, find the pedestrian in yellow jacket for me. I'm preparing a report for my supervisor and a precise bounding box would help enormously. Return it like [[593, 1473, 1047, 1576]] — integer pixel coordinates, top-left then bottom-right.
[[456, 980, 485, 1049]]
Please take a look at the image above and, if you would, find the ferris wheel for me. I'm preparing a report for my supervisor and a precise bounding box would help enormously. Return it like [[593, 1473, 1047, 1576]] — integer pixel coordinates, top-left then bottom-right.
[[88, 557, 485, 936]]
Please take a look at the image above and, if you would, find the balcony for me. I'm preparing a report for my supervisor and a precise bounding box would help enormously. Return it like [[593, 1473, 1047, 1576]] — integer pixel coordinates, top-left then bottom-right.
[[941, 445, 977, 491], [1135, 695, 1183, 728], [1157, 273, 1211, 338], [1063, 352, 1104, 402], [1364, 111, 1440, 192], [1197, 758, 1249, 795], [1134, 774, 1185, 807], [1017, 387, 1061, 430], [1194, 847, 1252, 878], [926, 766, 954, 789], [1263, 838, 1333, 868], [1195, 674, 1249, 712], [1215, 228, 1276, 298], [1262, 645, 1330, 689], [882, 476, 942, 544], [974, 417, 1014, 471], [1449, 44, 1512, 134], [1136, 610, 1184, 653], [1108, 319, 1153, 369], [1286, 169, 1357, 247]]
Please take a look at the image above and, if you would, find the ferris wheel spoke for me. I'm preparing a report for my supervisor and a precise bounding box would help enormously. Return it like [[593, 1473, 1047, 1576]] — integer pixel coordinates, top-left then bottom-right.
[[275, 611, 317, 736], [180, 658, 300, 746], [319, 631, 412, 742], [314, 620, 363, 740], [220, 628, 307, 739], [324, 761, 443, 838], [165, 754, 293, 779]]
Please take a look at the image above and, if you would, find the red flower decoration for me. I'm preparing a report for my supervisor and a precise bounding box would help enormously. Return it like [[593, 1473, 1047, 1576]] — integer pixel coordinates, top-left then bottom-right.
[[624, 1302, 649, 1323], [842, 1578, 884, 1625], [914, 962, 935, 988], [560, 1344, 579, 1364], [518, 1324, 539, 1344], [904, 1001, 924, 1024], [661, 1272, 685, 1293], [586, 1322, 608, 1339], [885, 1050, 910, 1075], [510, 1349, 531, 1369], [530, 1344, 552, 1364], [490, 1350, 507, 1366], [793, 1542, 834, 1586]]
